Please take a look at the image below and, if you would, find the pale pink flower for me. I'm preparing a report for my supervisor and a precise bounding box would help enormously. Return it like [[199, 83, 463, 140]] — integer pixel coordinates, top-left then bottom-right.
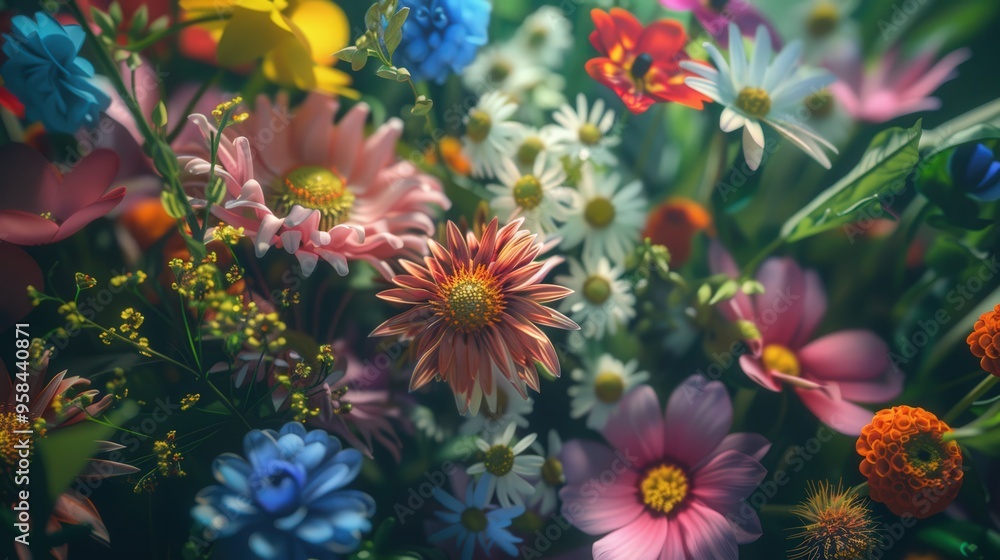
[[182, 93, 450, 277], [0, 143, 124, 245], [710, 242, 903, 435], [559, 377, 770, 560], [827, 44, 970, 123], [662, 0, 781, 48]]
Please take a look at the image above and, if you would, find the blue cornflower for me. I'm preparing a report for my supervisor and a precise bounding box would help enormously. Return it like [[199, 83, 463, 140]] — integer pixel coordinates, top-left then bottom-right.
[[0, 12, 110, 134], [396, 0, 491, 84], [429, 479, 524, 560], [191, 422, 374, 559], [950, 143, 1000, 202]]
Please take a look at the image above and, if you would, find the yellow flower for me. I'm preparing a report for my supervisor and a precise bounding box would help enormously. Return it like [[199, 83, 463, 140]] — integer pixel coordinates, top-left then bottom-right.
[[180, 0, 356, 96]]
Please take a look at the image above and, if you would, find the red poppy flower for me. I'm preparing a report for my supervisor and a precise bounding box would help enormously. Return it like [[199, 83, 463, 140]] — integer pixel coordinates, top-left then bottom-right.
[[586, 8, 709, 114]]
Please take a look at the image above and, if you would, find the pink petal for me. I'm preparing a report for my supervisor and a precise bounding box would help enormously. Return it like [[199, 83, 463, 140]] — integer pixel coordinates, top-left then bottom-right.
[[712, 433, 771, 462], [788, 269, 827, 348], [593, 514, 666, 560], [738, 355, 782, 391], [797, 330, 890, 382], [691, 450, 766, 511], [676, 501, 739, 559], [662, 376, 732, 468], [58, 149, 121, 218], [0, 210, 61, 245], [754, 258, 807, 347], [707, 241, 752, 322], [51, 187, 126, 242], [601, 385, 666, 468], [794, 386, 875, 436]]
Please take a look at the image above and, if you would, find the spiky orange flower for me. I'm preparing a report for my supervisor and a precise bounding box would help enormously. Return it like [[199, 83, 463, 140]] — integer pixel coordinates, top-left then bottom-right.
[[856, 406, 963, 519], [967, 304, 1000, 376], [371, 218, 579, 414], [789, 481, 879, 560]]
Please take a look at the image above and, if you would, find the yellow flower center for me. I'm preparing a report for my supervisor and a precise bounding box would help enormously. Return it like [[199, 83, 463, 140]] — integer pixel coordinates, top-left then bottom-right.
[[275, 166, 354, 230], [594, 372, 625, 403], [583, 275, 612, 305], [517, 136, 545, 167], [513, 175, 544, 210], [489, 61, 512, 84], [460, 507, 488, 532], [541, 457, 564, 486], [484, 444, 515, 476], [437, 266, 505, 333], [762, 344, 800, 377], [640, 464, 689, 514], [807, 2, 839, 38], [584, 197, 616, 228], [903, 434, 946, 478], [0, 412, 24, 469], [735, 87, 772, 118], [466, 110, 493, 143], [805, 89, 835, 119], [579, 123, 603, 146], [528, 27, 548, 48]]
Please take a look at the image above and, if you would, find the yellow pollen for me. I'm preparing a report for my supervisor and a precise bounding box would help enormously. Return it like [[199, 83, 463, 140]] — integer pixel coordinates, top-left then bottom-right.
[[594, 372, 625, 403], [807, 2, 839, 38], [39, 211, 54, 221], [579, 123, 603, 146], [735, 87, 772, 118], [584, 197, 616, 228], [513, 175, 544, 210], [484, 444, 515, 476], [762, 344, 800, 377], [541, 457, 564, 486], [582, 275, 612, 305], [640, 464, 689, 514], [436, 266, 505, 333], [0, 412, 31, 471], [466, 110, 493, 143], [274, 166, 355, 230]]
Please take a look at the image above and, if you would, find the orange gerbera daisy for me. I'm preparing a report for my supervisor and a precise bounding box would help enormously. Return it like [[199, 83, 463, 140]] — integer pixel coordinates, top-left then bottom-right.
[[371, 218, 579, 414], [856, 406, 963, 519], [642, 197, 713, 267], [585, 8, 709, 114], [967, 304, 1000, 376]]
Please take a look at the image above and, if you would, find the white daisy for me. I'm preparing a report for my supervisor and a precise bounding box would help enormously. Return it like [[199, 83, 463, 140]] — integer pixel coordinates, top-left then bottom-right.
[[508, 125, 564, 172], [460, 379, 534, 437], [551, 93, 621, 166], [760, 0, 860, 65], [681, 23, 839, 170], [568, 354, 650, 430], [528, 430, 564, 515], [467, 423, 545, 508], [487, 157, 577, 235], [511, 6, 574, 69], [463, 92, 524, 179], [555, 256, 635, 339], [559, 163, 646, 265], [462, 44, 547, 103]]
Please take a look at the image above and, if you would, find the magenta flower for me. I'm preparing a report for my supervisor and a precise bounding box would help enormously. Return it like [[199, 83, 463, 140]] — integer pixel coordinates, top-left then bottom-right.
[[710, 242, 903, 435], [661, 0, 781, 48], [182, 93, 450, 278], [0, 143, 124, 245], [559, 377, 770, 559], [827, 45, 970, 123]]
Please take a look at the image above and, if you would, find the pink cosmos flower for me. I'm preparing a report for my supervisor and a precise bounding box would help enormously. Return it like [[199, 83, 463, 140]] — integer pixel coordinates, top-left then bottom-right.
[[2, 348, 137, 559], [559, 376, 770, 560], [0, 143, 124, 245], [661, 0, 781, 48], [826, 44, 970, 123], [710, 242, 903, 435], [181, 93, 450, 277]]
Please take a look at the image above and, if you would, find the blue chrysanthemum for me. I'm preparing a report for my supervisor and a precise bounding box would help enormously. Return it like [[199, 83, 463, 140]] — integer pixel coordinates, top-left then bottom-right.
[[396, 0, 491, 84], [429, 479, 524, 560], [950, 143, 1000, 202], [0, 12, 110, 134], [191, 422, 374, 559]]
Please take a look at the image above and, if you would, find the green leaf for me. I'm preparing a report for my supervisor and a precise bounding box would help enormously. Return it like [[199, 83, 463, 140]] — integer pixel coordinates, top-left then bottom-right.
[[780, 120, 922, 242], [152, 100, 168, 128], [148, 15, 169, 34], [90, 7, 118, 37], [335, 46, 357, 63], [107, 1, 123, 25], [384, 7, 408, 57], [394, 67, 411, 82], [375, 64, 398, 80], [35, 401, 138, 502], [351, 47, 369, 71], [410, 96, 433, 116], [129, 4, 148, 36], [161, 190, 187, 219], [708, 280, 739, 305], [365, 3, 380, 31]]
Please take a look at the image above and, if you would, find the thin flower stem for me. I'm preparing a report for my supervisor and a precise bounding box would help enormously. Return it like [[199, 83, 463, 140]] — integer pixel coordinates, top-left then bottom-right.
[[165, 68, 225, 144], [944, 374, 1000, 424], [123, 14, 230, 51]]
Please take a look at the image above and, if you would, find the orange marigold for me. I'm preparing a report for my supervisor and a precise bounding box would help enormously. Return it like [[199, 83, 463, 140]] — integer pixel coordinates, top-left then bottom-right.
[[856, 406, 963, 519], [966, 304, 1000, 376]]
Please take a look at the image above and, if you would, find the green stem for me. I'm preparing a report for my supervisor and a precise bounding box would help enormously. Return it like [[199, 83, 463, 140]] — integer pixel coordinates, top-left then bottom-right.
[[944, 374, 1000, 424], [123, 14, 230, 52], [165, 68, 224, 144]]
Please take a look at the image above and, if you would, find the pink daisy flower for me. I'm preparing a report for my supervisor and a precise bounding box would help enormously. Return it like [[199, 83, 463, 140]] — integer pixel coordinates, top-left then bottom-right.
[[0, 143, 124, 245], [826, 44, 970, 123], [661, 0, 781, 48], [710, 242, 903, 435], [371, 218, 579, 415], [559, 376, 770, 559], [181, 93, 450, 277]]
